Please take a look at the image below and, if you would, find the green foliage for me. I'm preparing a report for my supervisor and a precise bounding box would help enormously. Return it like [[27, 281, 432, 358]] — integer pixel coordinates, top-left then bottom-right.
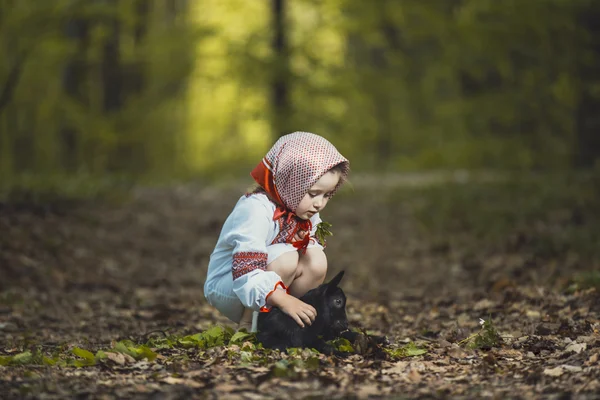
[[385, 342, 428, 359], [147, 325, 242, 350], [392, 172, 600, 263], [0, 350, 62, 367], [568, 270, 600, 292], [112, 341, 157, 362], [229, 329, 255, 345], [315, 221, 334, 247], [189, 0, 600, 174], [0, 172, 133, 204], [3, 0, 600, 190], [71, 347, 98, 367], [0, 340, 159, 368], [0, 0, 203, 187], [0, 351, 31, 366], [458, 318, 501, 350], [271, 357, 320, 378], [327, 337, 354, 353]]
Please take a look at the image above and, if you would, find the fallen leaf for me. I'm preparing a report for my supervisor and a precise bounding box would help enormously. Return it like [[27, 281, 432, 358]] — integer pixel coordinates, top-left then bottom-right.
[[105, 352, 126, 365], [562, 365, 582, 373], [162, 376, 204, 388], [543, 367, 564, 377], [565, 343, 587, 354], [407, 368, 422, 383], [474, 299, 496, 311], [383, 361, 408, 375]]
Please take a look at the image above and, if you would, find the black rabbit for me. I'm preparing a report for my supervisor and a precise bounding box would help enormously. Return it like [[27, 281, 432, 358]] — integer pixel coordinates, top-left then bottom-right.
[[257, 271, 363, 355]]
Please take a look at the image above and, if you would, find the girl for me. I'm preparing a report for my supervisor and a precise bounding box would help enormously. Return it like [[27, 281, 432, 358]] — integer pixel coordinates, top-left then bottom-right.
[[204, 131, 349, 331]]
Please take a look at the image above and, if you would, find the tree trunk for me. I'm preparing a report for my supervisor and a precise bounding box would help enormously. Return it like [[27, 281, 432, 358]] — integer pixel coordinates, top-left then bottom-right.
[[271, 0, 290, 138], [61, 18, 89, 171], [574, 4, 600, 168]]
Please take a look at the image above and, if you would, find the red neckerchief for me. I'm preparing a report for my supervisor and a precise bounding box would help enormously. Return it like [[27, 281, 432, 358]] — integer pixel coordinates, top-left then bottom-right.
[[272, 206, 312, 254]]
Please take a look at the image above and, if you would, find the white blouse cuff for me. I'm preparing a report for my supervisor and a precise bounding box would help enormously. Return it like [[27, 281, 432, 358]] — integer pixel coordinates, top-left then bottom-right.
[[233, 270, 284, 310]]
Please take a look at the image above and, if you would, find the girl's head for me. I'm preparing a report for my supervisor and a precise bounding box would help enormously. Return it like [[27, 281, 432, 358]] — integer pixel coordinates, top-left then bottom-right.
[[251, 132, 349, 218], [294, 163, 346, 220]]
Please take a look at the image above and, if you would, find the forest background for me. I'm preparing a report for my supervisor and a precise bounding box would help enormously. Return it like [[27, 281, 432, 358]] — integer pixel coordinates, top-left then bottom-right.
[[2, 0, 600, 195], [2, 1, 600, 397]]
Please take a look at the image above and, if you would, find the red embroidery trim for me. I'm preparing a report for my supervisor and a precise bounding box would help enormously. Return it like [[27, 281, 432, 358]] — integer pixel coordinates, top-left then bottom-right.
[[232, 252, 267, 280], [259, 281, 289, 313], [271, 212, 312, 254]]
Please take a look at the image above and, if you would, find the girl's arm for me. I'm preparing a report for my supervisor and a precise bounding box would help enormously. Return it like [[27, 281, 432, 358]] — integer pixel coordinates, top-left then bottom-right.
[[224, 196, 288, 311]]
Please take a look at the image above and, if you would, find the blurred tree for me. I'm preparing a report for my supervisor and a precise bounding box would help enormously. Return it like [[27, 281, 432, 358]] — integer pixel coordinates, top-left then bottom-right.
[[5, 0, 600, 188], [575, 1, 600, 168], [271, 0, 292, 138], [0, 0, 199, 186]]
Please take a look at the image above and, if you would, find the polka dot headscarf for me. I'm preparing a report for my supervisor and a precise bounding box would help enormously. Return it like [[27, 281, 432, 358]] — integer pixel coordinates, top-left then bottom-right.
[[251, 131, 349, 213]]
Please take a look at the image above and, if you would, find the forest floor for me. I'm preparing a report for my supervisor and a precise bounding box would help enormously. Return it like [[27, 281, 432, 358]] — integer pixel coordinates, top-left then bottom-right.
[[1, 171, 600, 399]]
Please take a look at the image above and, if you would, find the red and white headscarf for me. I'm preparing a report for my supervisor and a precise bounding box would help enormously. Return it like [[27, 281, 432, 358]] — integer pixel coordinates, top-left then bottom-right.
[[251, 132, 349, 214]]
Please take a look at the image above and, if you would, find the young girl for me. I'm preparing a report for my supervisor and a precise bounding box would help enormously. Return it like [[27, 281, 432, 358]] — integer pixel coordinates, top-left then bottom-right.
[[204, 131, 349, 331]]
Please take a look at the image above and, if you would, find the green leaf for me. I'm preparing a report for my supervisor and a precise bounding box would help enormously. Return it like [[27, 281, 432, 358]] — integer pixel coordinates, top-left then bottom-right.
[[42, 356, 57, 366], [315, 221, 334, 246], [229, 330, 252, 345], [134, 345, 158, 361], [113, 342, 137, 358], [385, 342, 427, 359], [272, 359, 298, 378], [71, 348, 96, 367], [328, 337, 354, 353], [304, 356, 320, 370], [72, 348, 95, 362], [403, 342, 428, 356], [240, 351, 253, 363], [12, 351, 33, 365], [0, 355, 12, 366]]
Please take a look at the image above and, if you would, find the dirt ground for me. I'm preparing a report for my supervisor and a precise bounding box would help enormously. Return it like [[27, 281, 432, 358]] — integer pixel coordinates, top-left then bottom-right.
[[1, 174, 599, 399]]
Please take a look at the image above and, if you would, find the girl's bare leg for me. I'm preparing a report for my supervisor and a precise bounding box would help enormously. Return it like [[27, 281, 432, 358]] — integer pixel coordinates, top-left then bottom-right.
[[288, 248, 327, 298], [238, 308, 254, 331], [239, 251, 301, 330], [266, 251, 300, 287]]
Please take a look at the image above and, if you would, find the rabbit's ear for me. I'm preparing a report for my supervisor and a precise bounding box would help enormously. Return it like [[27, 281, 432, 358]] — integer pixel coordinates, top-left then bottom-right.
[[325, 271, 344, 293]]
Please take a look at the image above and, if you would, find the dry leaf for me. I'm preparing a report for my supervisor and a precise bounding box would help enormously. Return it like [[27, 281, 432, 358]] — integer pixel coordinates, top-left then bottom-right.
[[383, 361, 408, 375], [105, 352, 126, 365], [162, 376, 204, 388], [562, 365, 582, 373], [543, 367, 564, 377], [565, 343, 587, 354], [407, 368, 422, 383]]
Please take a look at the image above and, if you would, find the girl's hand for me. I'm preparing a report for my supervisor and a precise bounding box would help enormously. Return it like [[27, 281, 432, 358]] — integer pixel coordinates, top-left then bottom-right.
[[267, 290, 316, 328]]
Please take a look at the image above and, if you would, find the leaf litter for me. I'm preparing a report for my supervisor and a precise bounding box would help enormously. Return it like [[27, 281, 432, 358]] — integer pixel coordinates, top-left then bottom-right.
[[1, 175, 600, 398]]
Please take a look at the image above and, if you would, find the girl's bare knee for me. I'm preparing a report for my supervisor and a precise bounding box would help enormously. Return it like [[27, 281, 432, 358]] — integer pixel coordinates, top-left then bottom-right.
[[299, 248, 327, 280], [267, 251, 300, 285]]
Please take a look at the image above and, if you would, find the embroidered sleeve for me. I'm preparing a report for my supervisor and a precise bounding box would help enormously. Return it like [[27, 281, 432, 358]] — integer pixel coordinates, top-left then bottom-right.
[[232, 252, 267, 279], [224, 196, 272, 280], [224, 195, 286, 310]]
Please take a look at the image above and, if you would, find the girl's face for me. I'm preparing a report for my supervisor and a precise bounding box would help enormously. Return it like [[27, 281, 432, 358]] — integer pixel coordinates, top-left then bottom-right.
[[295, 170, 341, 220]]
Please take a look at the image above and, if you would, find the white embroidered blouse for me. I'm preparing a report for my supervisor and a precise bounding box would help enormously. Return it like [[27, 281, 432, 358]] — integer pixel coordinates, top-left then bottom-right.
[[204, 193, 324, 311]]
